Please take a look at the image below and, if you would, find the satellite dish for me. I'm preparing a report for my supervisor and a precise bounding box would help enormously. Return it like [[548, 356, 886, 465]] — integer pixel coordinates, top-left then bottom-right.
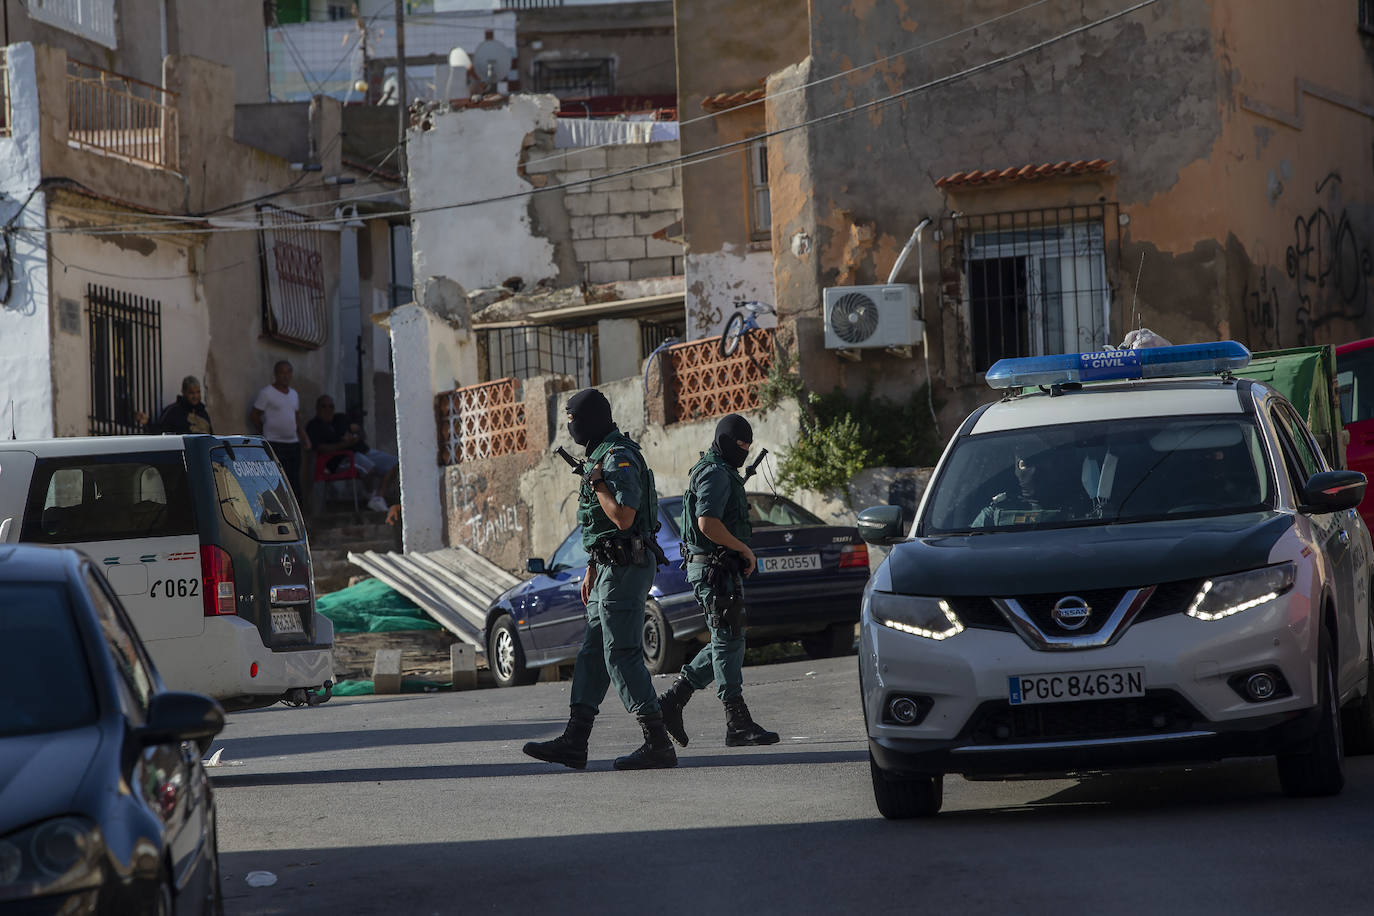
[[470, 38, 513, 86]]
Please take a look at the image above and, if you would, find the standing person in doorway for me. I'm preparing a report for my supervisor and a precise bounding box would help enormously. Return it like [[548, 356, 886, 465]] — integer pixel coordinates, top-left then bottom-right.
[[657, 414, 779, 748], [250, 360, 309, 503], [522, 388, 677, 771]]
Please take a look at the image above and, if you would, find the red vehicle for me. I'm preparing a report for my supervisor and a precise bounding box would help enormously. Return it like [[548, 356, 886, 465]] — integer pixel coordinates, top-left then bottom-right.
[[1336, 337, 1374, 530]]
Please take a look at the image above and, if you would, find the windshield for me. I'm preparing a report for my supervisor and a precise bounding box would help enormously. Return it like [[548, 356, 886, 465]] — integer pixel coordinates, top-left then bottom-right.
[[1, 582, 99, 737], [923, 415, 1273, 535]]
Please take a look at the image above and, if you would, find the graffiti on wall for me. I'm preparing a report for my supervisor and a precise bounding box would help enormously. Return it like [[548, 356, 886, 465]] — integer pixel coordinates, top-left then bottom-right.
[[446, 467, 526, 555], [1247, 173, 1373, 347]]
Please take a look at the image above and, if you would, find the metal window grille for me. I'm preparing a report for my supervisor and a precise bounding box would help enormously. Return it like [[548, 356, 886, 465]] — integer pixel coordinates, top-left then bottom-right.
[[945, 204, 1119, 373], [258, 204, 329, 349], [27, 0, 117, 48], [531, 59, 615, 98], [1362, 0, 1374, 34], [0, 49, 10, 137], [87, 285, 163, 436], [501, 0, 565, 9], [480, 325, 598, 386], [640, 320, 682, 359]]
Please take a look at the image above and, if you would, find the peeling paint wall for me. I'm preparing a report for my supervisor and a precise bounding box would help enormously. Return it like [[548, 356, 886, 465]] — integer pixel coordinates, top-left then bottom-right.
[[409, 96, 561, 294], [674, 0, 809, 338], [0, 44, 53, 439]]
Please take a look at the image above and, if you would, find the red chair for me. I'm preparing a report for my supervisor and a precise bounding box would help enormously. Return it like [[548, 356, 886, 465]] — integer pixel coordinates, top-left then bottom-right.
[[312, 450, 361, 512]]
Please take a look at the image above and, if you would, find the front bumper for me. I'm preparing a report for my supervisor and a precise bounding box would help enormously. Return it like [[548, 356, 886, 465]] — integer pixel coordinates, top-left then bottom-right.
[[861, 592, 1321, 777]]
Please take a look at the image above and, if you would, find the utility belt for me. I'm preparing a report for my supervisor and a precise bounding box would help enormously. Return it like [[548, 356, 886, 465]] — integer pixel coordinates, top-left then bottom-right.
[[681, 544, 747, 633], [590, 531, 669, 568]]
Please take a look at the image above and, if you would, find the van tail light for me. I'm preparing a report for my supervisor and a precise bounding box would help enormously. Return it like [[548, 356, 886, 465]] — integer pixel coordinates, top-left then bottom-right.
[[201, 545, 237, 616], [839, 543, 869, 569]]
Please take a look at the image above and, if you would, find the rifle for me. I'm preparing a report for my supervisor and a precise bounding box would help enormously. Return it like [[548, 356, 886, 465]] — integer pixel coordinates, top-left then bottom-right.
[[742, 447, 769, 483], [554, 445, 583, 476]]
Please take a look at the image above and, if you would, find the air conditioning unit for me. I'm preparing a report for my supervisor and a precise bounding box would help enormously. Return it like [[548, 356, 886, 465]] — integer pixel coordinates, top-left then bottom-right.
[[822, 284, 924, 350]]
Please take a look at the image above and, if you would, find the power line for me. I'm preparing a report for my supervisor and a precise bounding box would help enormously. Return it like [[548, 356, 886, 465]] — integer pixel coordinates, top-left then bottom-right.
[[31, 0, 1160, 239]]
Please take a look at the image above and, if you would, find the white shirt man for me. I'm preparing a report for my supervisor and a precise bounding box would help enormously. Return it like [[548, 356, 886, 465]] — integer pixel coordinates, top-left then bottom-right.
[[250, 360, 308, 501]]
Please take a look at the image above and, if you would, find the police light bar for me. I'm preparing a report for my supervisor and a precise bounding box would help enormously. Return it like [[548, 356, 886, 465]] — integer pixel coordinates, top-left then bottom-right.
[[985, 341, 1252, 390]]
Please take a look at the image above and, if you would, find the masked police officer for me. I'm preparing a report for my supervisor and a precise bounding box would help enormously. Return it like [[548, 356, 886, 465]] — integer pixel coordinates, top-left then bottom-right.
[[522, 388, 677, 770], [656, 414, 779, 748]]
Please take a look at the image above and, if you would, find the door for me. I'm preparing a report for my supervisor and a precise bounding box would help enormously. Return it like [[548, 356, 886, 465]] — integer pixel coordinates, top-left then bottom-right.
[[0, 449, 36, 542], [524, 528, 590, 652]]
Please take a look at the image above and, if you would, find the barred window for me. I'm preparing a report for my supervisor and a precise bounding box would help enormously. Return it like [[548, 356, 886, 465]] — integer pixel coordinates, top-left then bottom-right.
[[949, 205, 1117, 373], [747, 139, 770, 241], [531, 59, 614, 98], [87, 285, 163, 436], [479, 325, 598, 387], [258, 204, 328, 349]]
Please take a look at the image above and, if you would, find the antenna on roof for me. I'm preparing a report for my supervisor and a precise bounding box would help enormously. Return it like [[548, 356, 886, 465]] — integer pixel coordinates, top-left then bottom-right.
[[1129, 250, 1145, 338]]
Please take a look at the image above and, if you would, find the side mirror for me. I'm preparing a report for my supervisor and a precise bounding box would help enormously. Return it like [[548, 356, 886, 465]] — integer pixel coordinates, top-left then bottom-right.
[[857, 505, 906, 545], [526, 557, 547, 575], [135, 691, 225, 746], [1301, 470, 1367, 514]]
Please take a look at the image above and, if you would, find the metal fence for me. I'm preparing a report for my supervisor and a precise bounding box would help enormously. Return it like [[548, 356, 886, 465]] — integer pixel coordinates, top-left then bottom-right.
[[665, 329, 774, 424], [258, 204, 329, 349], [88, 285, 163, 436], [481, 325, 597, 387], [944, 204, 1119, 373], [436, 378, 528, 465], [66, 60, 179, 171], [640, 320, 682, 359]]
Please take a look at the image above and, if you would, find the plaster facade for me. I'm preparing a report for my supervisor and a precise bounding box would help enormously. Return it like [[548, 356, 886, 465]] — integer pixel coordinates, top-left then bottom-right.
[[761, 0, 1374, 427]]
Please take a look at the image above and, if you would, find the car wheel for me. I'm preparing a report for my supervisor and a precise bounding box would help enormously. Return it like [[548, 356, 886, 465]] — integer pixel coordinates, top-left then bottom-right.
[[1277, 631, 1345, 797], [869, 751, 942, 819], [488, 615, 538, 688], [642, 600, 683, 676], [801, 623, 855, 660], [1340, 620, 1374, 755]]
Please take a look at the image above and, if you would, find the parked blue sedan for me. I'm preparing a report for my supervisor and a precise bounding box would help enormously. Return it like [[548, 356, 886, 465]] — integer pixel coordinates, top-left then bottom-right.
[[483, 492, 870, 687]]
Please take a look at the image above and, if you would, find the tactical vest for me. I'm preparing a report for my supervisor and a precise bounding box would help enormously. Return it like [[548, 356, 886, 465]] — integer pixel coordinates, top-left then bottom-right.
[[681, 449, 751, 555], [577, 430, 658, 550]]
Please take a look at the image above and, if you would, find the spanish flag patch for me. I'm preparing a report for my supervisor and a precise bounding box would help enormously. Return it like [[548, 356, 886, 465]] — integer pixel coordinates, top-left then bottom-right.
[[617, 461, 631, 468]]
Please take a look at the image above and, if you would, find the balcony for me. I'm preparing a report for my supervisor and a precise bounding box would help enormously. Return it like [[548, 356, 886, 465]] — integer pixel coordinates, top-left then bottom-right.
[[66, 60, 179, 172]]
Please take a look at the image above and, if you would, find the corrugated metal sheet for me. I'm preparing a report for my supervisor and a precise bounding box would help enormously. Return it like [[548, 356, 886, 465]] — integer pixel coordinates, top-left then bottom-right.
[[346, 546, 524, 653]]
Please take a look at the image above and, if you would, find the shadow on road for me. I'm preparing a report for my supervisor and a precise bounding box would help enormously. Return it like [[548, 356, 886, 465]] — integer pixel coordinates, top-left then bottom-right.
[[210, 722, 557, 760]]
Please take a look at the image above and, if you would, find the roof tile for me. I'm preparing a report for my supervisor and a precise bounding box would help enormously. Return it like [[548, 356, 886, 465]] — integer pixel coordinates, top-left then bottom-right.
[[935, 158, 1114, 189]]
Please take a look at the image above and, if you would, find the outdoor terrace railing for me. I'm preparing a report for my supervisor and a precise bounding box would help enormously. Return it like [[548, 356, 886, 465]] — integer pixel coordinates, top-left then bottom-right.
[[665, 329, 774, 423], [66, 60, 179, 171], [436, 378, 529, 465]]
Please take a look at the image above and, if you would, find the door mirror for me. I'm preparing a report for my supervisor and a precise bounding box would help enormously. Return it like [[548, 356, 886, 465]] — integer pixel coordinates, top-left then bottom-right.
[[857, 505, 906, 545], [1301, 470, 1367, 513], [526, 557, 547, 575], [135, 691, 225, 746]]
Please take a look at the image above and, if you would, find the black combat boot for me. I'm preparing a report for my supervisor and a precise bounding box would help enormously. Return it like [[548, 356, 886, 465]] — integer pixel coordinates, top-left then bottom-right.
[[523, 706, 595, 769], [723, 696, 780, 746], [613, 712, 679, 770], [657, 676, 696, 747]]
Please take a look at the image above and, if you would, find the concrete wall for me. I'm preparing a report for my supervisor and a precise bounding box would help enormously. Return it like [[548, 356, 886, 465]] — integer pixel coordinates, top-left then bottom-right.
[[771, 0, 1374, 429], [673, 0, 808, 338], [515, 1, 677, 98], [0, 44, 54, 439]]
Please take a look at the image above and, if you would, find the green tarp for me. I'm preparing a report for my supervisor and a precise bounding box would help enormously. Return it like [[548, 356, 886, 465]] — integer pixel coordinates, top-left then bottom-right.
[[1242, 345, 1343, 468], [315, 578, 442, 634]]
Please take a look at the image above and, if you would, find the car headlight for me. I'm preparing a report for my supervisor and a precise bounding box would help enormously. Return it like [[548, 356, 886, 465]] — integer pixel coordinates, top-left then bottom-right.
[[0, 816, 103, 902], [1186, 562, 1295, 621], [869, 592, 965, 640]]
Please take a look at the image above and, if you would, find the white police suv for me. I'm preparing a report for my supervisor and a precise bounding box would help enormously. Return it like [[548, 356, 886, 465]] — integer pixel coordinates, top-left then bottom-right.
[[857, 342, 1374, 818]]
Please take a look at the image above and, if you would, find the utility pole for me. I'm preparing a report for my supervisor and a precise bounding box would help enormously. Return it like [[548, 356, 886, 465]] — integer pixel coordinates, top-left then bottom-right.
[[394, 0, 407, 179]]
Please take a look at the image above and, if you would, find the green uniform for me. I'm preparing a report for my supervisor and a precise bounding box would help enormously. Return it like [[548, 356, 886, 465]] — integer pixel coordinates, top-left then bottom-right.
[[679, 450, 751, 701], [568, 428, 661, 717]]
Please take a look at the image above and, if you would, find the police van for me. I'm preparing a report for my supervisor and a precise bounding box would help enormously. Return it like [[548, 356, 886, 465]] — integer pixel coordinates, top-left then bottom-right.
[[0, 434, 333, 711], [857, 342, 1374, 818]]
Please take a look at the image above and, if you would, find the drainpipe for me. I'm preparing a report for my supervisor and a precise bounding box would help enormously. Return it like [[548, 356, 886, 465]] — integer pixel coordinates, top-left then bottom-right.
[[888, 219, 939, 436], [887, 218, 930, 285]]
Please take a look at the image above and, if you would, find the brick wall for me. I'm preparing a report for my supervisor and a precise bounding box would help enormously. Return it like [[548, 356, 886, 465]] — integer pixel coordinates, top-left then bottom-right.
[[525, 139, 685, 283]]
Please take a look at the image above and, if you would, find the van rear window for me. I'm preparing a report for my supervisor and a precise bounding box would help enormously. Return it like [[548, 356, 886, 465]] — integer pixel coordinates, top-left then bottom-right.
[[211, 446, 301, 542], [21, 452, 196, 544]]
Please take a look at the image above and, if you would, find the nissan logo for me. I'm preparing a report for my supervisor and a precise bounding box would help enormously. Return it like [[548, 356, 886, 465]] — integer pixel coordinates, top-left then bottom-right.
[[1051, 596, 1092, 630]]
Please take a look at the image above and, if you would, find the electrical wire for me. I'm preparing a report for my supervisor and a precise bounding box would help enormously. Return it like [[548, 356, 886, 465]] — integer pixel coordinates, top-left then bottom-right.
[[45, 249, 260, 282], [28, 0, 1160, 239]]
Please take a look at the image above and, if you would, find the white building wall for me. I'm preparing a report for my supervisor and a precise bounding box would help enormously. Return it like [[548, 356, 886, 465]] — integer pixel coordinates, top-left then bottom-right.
[[408, 94, 559, 293], [684, 246, 775, 339], [46, 223, 202, 437], [0, 44, 54, 440]]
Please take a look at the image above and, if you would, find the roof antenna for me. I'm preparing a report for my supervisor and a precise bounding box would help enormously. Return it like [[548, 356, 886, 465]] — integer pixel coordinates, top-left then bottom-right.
[[1129, 250, 1145, 338]]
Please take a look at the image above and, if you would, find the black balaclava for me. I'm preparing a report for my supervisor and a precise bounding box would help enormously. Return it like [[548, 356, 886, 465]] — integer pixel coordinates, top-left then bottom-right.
[[566, 388, 614, 453], [712, 414, 753, 468]]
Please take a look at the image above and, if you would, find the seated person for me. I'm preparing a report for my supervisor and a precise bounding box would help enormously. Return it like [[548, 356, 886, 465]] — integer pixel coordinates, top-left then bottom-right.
[[305, 396, 397, 513], [972, 442, 1092, 528]]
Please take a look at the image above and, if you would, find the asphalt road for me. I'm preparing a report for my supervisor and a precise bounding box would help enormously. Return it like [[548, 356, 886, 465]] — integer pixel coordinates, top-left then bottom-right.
[[212, 654, 1374, 916]]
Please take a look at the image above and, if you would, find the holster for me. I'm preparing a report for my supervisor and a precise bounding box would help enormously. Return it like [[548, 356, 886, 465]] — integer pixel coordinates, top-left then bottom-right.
[[590, 534, 650, 567], [702, 548, 746, 634]]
